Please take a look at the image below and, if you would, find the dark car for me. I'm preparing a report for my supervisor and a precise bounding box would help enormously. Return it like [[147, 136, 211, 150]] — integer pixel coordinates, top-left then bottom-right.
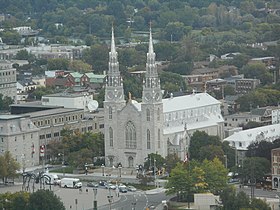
[[99, 180, 107, 187], [119, 187, 127, 193], [87, 182, 98, 187]]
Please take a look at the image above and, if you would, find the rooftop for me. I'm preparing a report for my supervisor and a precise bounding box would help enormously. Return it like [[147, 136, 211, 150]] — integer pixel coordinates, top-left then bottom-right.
[[0, 115, 23, 120]]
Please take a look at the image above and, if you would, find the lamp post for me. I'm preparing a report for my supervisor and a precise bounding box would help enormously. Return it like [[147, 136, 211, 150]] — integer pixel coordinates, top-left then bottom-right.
[[118, 164, 122, 178], [93, 188, 98, 210], [224, 155, 227, 169], [101, 164, 105, 176], [58, 153, 65, 176], [154, 159, 157, 188]]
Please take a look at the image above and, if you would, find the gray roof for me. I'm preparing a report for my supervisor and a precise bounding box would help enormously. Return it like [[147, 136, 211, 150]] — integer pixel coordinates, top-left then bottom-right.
[[0, 115, 23, 120], [23, 108, 84, 118], [163, 92, 220, 113]]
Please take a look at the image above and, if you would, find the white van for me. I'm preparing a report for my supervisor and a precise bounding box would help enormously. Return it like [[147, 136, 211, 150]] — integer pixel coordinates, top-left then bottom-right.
[[44, 173, 60, 185], [60, 178, 82, 188]]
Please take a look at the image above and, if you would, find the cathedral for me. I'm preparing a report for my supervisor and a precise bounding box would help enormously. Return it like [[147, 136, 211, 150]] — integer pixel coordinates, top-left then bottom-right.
[[104, 28, 224, 168]]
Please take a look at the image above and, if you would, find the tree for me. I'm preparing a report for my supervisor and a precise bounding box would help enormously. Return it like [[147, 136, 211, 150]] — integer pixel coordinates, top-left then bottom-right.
[[189, 131, 221, 161], [15, 50, 29, 60], [144, 153, 165, 172], [0, 151, 20, 183], [241, 157, 270, 183], [28, 189, 65, 210], [166, 162, 207, 205], [159, 71, 186, 94], [164, 153, 181, 174], [198, 145, 224, 162], [240, 63, 273, 85], [0, 94, 14, 111], [200, 158, 228, 195], [47, 58, 69, 70], [68, 60, 92, 73], [220, 187, 270, 210]]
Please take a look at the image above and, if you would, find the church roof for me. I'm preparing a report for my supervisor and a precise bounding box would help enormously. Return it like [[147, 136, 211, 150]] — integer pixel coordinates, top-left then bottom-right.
[[162, 92, 220, 113]]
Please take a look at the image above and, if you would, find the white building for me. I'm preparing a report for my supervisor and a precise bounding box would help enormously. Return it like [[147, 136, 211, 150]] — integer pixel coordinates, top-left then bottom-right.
[[104, 28, 224, 168], [42, 92, 94, 110], [0, 60, 17, 101], [223, 124, 280, 165]]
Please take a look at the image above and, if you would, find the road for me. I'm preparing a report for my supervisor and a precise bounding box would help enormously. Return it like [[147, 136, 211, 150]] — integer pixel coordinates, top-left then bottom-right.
[[98, 190, 170, 210]]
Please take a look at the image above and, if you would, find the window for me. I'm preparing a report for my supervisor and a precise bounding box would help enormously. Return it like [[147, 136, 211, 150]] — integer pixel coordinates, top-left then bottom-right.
[[46, 133, 51, 138], [157, 108, 160, 121], [109, 106, 112, 119], [158, 129, 160, 148], [147, 129, 151, 149], [109, 127, 113, 147], [54, 132, 59, 137], [125, 121, 136, 149], [88, 126, 93, 131], [146, 109, 150, 121], [39, 135, 45, 139]]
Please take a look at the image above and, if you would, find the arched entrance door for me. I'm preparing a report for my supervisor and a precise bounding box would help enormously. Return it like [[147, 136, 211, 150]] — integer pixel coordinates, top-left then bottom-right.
[[128, 156, 134, 168], [108, 157, 114, 167]]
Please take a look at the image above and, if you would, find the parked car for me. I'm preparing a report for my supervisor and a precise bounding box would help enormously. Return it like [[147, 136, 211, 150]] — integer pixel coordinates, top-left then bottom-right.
[[119, 187, 127, 193], [99, 180, 107, 187], [127, 185, 137, 192], [87, 182, 99, 188], [106, 183, 117, 190]]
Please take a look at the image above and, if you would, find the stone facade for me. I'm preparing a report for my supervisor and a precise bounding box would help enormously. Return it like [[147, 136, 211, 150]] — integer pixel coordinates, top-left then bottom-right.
[[0, 115, 40, 169], [104, 28, 224, 168], [0, 60, 17, 101]]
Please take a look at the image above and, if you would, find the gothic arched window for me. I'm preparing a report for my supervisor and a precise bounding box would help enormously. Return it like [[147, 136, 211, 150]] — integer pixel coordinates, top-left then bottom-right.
[[158, 129, 160, 149], [157, 108, 160, 121], [146, 109, 150, 121], [125, 121, 136, 149], [109, 106, 112, 119], [109, 127, 113, 147], [147, 129, 151, 149]]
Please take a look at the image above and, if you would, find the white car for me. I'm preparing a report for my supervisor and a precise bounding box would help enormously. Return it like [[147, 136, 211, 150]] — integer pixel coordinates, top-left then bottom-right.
[[106, 183, 116, 190]]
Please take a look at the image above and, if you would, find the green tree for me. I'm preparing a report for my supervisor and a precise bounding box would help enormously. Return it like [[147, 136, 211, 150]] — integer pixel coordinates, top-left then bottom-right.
[[159, 71, 186, 94], [189, 131, 221, 161], [47, 58, 69, 70], [240, 63, 273, 85], [201, 158, 228, 194], [164, 153, 181, 174], [166, 162, 207, 206], [82, 44, 109, 73], [10, 191, 30, 210], [0, 94, 14, 111], [68, 60, 92, 73], [0, 151, 20, 183], [220, 187, 270, 210], [15, 50, 29, 60], [241, 157, 270, 183], [28, 189, 65, 210], [198, 145, 224, 162]]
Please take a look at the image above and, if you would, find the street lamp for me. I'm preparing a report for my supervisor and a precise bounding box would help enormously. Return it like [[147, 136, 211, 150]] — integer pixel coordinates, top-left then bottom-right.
[[154, 159, 157, 188], [118, 164, 122, 178], [101, 164, 105, 176], [93, 188, 98, 210], [58, 153, 65, 176], [224, 155, 227, 169]]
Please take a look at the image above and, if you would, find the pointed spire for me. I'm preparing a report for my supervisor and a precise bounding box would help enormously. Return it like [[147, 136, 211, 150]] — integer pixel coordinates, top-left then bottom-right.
[[111, 26, 116, 54], [148, 23, 154, 54]]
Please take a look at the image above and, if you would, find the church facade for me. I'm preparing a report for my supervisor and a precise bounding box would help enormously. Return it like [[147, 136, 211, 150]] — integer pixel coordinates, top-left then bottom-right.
[[104, 28, 224, 168]]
